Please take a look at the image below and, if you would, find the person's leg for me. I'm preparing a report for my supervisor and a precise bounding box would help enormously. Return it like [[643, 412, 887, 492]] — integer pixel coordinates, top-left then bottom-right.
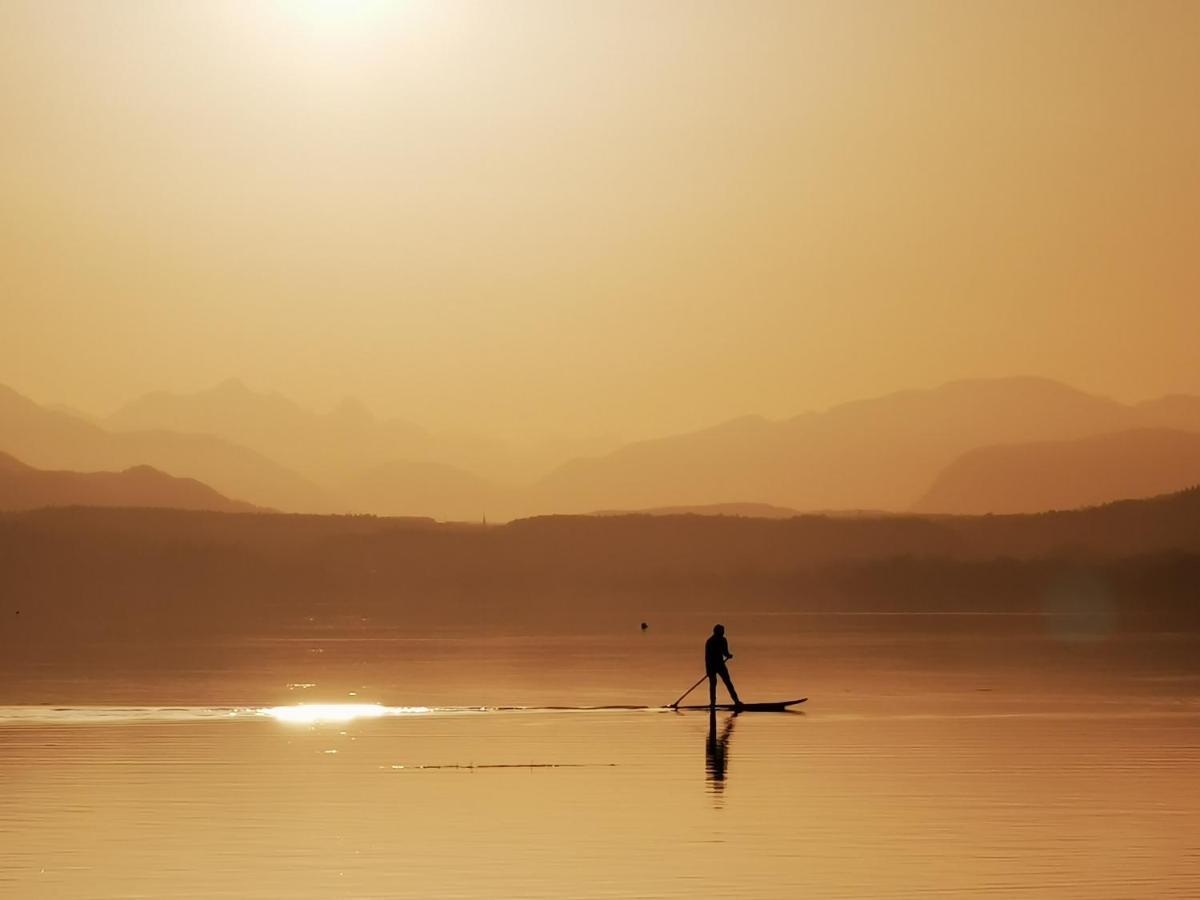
[[719, 667, 741, 705], [707, 672, 717, 708]]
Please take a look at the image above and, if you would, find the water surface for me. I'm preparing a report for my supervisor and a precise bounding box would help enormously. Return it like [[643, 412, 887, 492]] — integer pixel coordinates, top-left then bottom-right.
[[2, 614, 1198, 898]]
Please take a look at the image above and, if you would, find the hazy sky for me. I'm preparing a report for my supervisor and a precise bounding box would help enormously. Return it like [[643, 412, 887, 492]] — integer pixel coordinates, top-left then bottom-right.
[[2, 1, 1197, 440]]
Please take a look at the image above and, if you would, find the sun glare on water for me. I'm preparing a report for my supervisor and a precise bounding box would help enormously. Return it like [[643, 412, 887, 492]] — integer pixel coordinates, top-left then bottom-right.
[[264, 704, 430, 724]]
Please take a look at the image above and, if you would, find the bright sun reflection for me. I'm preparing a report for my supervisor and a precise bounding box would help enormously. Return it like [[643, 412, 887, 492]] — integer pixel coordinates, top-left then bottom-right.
[[263, 704, 430, 724]]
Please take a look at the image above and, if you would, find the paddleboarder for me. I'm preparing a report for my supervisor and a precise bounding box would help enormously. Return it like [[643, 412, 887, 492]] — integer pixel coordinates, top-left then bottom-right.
[[705, 624, 742, 709]]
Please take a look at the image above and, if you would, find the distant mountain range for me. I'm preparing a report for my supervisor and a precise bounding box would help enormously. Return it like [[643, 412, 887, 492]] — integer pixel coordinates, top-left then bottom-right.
[[0, 384, 328, 512], [5, 377, 1200, 519], [0, 451, 258, 513], [105, 379, 617, 488], [106, 378, 431, 482], [915, 428, 1200, 514], [526, 377, 1200, 516]]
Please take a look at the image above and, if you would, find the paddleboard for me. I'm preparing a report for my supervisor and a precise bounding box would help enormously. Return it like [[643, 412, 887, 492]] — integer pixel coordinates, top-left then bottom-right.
[[672, 698, 806, 712]]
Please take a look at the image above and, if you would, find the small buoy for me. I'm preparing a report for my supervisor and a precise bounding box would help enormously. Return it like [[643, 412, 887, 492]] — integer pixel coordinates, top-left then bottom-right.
[[640, 622, 648, 631]]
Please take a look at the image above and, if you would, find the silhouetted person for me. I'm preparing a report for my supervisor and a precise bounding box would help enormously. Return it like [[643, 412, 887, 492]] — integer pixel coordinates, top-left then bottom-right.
[[705, 624, 741, 708], [705, 707, 736, 796]]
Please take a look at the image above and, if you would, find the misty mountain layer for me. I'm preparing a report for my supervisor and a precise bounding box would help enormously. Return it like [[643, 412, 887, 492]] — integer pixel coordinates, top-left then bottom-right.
[[0, 451, 259, 513], [916, 428, 1200, 514], [6, 377, 1200, 519]]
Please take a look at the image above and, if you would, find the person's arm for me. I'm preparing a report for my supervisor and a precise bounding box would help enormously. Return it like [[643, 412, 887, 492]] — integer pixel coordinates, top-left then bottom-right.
[[723, 637, 733, 661]]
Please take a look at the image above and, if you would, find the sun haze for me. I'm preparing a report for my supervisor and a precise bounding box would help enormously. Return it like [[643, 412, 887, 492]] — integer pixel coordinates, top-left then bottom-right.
[[2, 1, 1197, 439]]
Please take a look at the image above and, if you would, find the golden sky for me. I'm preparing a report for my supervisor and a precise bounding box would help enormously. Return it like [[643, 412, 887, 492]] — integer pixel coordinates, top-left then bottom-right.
[[2, 1, 1197, 440]]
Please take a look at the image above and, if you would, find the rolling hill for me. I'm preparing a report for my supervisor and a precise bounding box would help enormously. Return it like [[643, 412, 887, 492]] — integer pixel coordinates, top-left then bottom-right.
[[524, 377, 1200, 515], [0, 384, 330, 512], [2, 487, 1198, 651], [914, 428, 1200, 514], [0, 451, 259, 513]]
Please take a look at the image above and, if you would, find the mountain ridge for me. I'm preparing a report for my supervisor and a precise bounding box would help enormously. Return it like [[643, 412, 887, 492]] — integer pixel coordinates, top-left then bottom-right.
[[915, 427, 1200, 514], [0, 384, 330, 512], [104, 380, 618, 491], [0, 450, 261, 513], [525, 376, 1200, 515], [12, 377, 1200, 519]]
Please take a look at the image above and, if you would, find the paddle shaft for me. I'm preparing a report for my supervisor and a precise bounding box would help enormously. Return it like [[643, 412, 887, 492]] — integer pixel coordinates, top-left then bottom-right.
[[670, 672, 710, 708]]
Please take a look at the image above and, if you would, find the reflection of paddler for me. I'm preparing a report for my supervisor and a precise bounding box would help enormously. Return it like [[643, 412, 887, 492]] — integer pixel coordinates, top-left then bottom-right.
[[704, 624, 741, 708], [706, 708, 735, 792]]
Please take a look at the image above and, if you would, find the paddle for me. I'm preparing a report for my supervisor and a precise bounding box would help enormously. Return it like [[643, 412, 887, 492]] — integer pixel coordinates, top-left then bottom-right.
[[669, 673, 709, 709]]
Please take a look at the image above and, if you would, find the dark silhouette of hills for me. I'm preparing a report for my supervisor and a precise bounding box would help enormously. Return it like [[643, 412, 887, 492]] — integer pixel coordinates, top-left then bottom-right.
[[916, 429, 1200, 514], [2, 483, 1196, 584], [525, 377, 1200, 515], [3, 487, 1198, 672], [0, 451, 259, 513], [0, 384, 330, 512]]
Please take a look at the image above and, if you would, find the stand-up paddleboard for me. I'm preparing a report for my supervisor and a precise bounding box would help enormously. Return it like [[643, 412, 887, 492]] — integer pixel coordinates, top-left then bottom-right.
[[672, 698, 806, 712]]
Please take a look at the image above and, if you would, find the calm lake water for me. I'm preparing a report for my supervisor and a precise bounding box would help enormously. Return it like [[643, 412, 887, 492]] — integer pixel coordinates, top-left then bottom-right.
[[2, 613, 1198, 899]]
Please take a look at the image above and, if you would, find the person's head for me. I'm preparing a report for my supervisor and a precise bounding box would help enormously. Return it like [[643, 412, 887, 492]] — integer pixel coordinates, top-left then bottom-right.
[[713, 624, 725, 636]]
